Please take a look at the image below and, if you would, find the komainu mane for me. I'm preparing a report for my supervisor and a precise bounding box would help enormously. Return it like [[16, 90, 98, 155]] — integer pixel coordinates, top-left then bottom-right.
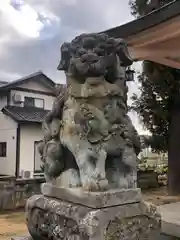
[[39, 33, 141, 191]]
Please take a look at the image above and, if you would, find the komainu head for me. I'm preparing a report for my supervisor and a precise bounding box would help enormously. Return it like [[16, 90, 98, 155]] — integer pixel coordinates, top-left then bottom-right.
[[57, 33, 133, 83]]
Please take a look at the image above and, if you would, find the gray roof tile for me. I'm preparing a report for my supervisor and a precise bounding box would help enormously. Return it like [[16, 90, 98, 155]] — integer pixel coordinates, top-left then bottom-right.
[[2, 106, 49, 123]]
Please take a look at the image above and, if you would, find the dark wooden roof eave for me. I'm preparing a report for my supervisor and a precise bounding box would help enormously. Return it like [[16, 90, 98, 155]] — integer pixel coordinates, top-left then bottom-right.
[[102, 0, 180, 39]]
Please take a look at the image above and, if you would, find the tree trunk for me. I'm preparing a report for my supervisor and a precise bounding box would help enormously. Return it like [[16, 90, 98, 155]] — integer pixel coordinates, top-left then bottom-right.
[[168, 108, 180, 195]]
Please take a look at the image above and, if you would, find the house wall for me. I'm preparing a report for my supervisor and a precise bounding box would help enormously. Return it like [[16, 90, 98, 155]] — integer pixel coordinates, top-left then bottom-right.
[[0, 113, 17, 176], [139, 148, 168, 166], [19, 124, 43, 176], [0, 79, 56, 176], [10, 89, 55, 110], [0, 95, 7, 109], [19, 80, 53, 93]]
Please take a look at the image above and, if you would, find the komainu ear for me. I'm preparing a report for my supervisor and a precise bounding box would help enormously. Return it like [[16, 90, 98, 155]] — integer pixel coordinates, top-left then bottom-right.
[[116, 38, 133, 67], [57, 42, 71, 71]]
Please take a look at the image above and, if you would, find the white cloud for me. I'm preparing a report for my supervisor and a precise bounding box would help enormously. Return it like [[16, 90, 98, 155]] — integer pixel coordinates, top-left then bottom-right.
[[105, 4, 133, 28], [59, 0, 77, 6], [0, 70, 22, 81], [0, 0, 40, 38], [0, 0, 60, 39], [0, 35, 11, 53]]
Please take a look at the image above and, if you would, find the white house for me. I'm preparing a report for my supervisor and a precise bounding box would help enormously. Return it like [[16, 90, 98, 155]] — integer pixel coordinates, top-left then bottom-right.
[[0, 71, 56, 178]]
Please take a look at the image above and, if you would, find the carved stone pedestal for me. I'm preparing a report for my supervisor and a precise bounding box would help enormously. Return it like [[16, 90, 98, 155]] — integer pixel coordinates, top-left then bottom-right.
[[25, 184, 161, 240]]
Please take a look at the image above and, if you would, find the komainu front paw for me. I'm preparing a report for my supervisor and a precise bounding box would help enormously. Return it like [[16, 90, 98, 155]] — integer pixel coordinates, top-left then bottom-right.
[[82, 178, 109, 192], [98, 179, 109, 191], [82, 180, 99, 192]]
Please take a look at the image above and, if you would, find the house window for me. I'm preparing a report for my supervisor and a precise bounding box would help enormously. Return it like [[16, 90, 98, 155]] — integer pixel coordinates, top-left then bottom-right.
[[35, 98, 44, 108], [34, 141, 42, 173], [24, 97, 34, 107], [24, 97, 44, 108], [0, 142, 7, 157]]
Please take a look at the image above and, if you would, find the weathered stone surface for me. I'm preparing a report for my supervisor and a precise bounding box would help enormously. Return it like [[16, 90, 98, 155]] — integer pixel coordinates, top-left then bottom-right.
[[41, 183, 142, 208], [26, 194, 161, 240], [37, 32, 141, 191]]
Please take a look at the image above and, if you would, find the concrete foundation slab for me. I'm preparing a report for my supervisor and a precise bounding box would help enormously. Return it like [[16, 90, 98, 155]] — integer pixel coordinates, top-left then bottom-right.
[[159, 202, 180, 238]]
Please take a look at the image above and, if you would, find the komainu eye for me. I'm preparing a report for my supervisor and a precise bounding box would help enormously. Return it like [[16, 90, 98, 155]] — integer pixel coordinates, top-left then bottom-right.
[[78, 48, 86, 56], [82, 36, 96, 49], [94, 47, 104, 56]]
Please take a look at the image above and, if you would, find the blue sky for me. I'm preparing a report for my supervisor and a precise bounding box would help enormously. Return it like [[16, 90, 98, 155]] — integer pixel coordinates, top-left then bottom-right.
[[0, 0, 148, 134]]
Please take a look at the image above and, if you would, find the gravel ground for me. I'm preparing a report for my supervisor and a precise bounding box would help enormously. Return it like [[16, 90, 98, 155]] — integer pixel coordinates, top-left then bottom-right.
[[0, 211, 27, 240]]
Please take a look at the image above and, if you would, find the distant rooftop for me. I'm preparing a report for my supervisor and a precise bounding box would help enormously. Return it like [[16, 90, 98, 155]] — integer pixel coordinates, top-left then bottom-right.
[[0, 81, 8, 87], [0, 71, 55, 91], [2, 106, 49, 123]]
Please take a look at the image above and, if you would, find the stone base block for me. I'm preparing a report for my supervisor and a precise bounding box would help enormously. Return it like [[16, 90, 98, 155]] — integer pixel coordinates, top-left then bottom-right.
[[41, 183, 142, 208], [26, 193, 161, 240]]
